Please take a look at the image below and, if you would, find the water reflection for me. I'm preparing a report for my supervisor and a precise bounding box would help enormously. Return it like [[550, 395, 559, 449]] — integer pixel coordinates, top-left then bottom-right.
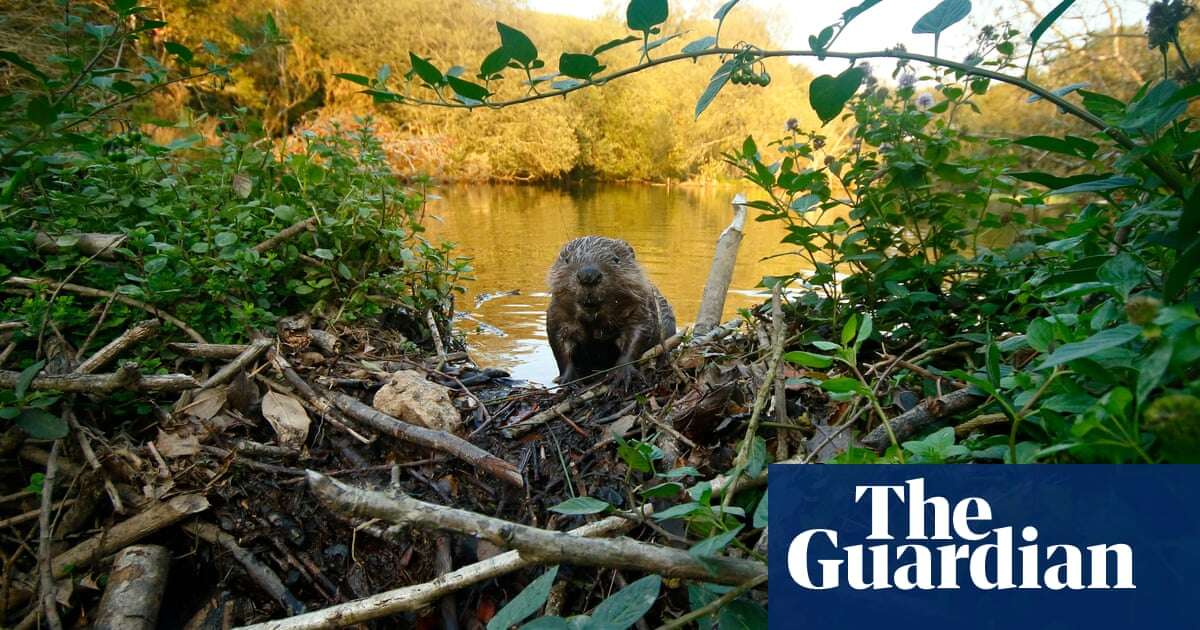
[[427, 183, 799, 384]]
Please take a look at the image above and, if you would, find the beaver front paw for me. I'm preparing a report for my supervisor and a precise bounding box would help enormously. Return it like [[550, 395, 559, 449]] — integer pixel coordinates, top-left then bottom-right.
[[608, 365, 641, 393]]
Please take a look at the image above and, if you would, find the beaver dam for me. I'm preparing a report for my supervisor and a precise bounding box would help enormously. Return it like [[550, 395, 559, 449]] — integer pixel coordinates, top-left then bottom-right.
[[0, 198, 995, 628]]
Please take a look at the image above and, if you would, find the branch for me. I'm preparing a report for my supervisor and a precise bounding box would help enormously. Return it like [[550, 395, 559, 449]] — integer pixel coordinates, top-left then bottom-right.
[[859, 388, 986, 451], [0, 364, 199, 393], [306, 472, 765, 586], [388, 46, 1188, 195], [74, 318, 160, 374]]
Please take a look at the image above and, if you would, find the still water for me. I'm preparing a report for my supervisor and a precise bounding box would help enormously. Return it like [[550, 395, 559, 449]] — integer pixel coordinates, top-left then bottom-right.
[[426, 183, 800, 384]]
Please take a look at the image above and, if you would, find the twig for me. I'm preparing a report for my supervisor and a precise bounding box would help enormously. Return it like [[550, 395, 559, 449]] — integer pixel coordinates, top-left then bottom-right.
[[253, 217, 317, 254], [74, 319, 160, 374], [66, 412, 124, 513], [5, 277, 207, 343], [860, 388, 986, 451], [199, 338, 272, 390], [307, 472, 765, 585], [168, 342, 252, 359], [36, 440, 63, 630], [655, 574, 767, 630], [234, 503, 646, 630], [0, 364, 198, 393], [184, 522, 305, 616]]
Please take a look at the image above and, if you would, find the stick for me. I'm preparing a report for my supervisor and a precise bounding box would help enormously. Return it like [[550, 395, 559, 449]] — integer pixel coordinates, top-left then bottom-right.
[[36, 441, 63, 630], [859, 388, 986, 451], [198, 338, 272, 390], [501, 384, 610, 438], [74, 319, 161, 374], [93, 545, 170, 630], [434, 535, 459, 630], [4, 277, 207, 343], [168, 343, 252, 359], [330, 391, 524, 489], [34, 232, 126, 259], [66, 411, 124, 513], [253, 217, 317, 254], [694, 194, 748, 335], [655, 574, 767, 630], [235, 504, 644, 630], [184, 522, 305, 616], [307, 472, 765, 585], [0, 364, 199, 393]]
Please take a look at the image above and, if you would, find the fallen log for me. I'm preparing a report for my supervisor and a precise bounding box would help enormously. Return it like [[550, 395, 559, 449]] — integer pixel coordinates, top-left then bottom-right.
[[307, 472, 765, 585], [0, 363, 199, 393], [94, 545, 171, 630], [859, 388, 986, 451], [236, 504, 645, 630]]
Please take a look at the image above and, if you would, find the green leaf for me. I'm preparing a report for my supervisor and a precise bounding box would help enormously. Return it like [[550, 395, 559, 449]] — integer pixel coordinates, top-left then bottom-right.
[[843, 0, 883, 23], [1027, 319, 1055, 353], [335, 73, 372, 87], [446, 75, 489, 101], [639, 482, 683, 498], [841, 313, 859, 346], [1166, 240, 1200, 300], [1052, 176, 1139, 195], [558, 53, 603, 80], [1137, 342, 1173, 405], [0, 51, 48, 84], [856, 313, 874, 346], [1036, 325, 1142, 369], [312, 248, 335, 260], [809, 66, 865, 125], [689, 526, 743, 560], [681, 36, 717, 54], [480, 47, 511, 78], [16, 409, 67, 440], [653, 501, 703, 521], [487, 566, 559, 630], [593, 35, 640, 56], [164, 41, 194, 64], [497, 22, 538, 66], [214, 232, 239, 247], [590, 575, 661, 628], [1026, 0, 1076, 69], [694, 59, 736, 119], [1009, 171, 1109, 190], [986, 341, 1002, 389], [912, 0, 972, 34], [26, 95, 57, 127], [713, 0, 741, 22], [784, 351, 832, 369], [15, 360, 45, 400], [627, 0, 669, 33], [1098, 254, 1145, 299], [821, 377, 865, 394], [719, 600, 768, 630], [548, 496, 611, 515], [519, 618, 569, 630], [746, 436, 767, 478], [409, 52, 444, 86], [1179, 187, 1200, 237], [752, 489, 768, 528], [1013, 135, 1097, 159]]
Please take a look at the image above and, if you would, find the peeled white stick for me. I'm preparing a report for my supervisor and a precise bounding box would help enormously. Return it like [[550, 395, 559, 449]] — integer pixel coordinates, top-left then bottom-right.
[[694, 193, 748, 335], [94, 545, 171, 630]]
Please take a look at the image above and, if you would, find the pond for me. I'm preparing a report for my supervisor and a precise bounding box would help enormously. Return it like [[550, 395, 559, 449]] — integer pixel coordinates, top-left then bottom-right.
[[427, 183, 802, 385]]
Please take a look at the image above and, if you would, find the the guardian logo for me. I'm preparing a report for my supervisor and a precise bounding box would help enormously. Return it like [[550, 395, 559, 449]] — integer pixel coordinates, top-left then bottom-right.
[[787, 478, 1135, 591]]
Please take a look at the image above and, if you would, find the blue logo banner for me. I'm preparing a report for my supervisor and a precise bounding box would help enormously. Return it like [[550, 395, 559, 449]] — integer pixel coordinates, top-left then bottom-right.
[[768, 465, 1200, 629]]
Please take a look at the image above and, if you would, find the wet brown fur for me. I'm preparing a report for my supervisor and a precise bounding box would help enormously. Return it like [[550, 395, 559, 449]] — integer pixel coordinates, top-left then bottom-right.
[[546, 236, 676, 386]]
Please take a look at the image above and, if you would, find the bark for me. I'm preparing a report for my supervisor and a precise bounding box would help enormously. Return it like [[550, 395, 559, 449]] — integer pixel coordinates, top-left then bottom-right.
[[0, 364, 199, 393], [253, 217, 317, 254], [859, 388, 986, 451], [168, 343, 253, 359], [694, 194, 748, 335], [198, 338, 272, 390], [94, 545, 171, 630], [74, 319, 160, 375]]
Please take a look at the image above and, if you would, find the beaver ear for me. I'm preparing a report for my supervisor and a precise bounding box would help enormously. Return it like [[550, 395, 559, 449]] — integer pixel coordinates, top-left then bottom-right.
[[618, 240, 635, 259]]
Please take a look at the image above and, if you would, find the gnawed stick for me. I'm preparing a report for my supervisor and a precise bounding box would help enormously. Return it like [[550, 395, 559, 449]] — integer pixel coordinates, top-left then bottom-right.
[[307, 472, 765, 585], [198, 338, 272, 390], [330, 392, 523, 489], [4, 277, 206, 343], [93, 545, 170, 630], [37, 441, 64, 630], [168, 342, 252, 359], [236, 504, 646, 630], [184, 522, 305, 616], [694, 194, 748, 335], [74, 319, 160, 374], [859, 387, 985, 451], [253, 217, 317, 254], [0, 364, 199, 393]]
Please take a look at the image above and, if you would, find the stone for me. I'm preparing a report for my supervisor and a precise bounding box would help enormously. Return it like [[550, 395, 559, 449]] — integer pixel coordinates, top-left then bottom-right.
[[372, 370, 463, 433]]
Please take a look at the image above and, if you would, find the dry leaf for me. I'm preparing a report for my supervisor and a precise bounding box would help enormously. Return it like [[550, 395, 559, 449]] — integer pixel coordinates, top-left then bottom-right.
[[232, 172, 252, 199], [181, 386, 228, 421], [156, 429, 199, 458], [261, 391, 310, 449]]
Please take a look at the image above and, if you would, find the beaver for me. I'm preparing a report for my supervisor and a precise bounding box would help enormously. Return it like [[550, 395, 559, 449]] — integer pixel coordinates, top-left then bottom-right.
[[546, 236, 676, 389]]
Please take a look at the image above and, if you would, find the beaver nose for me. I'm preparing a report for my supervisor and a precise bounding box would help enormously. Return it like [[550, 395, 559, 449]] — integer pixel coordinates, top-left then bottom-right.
[[577, 267, 602, 286]]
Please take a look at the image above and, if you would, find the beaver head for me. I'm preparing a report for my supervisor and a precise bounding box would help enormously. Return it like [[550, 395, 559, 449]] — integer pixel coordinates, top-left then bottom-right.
[[548, 236, 651, 321]]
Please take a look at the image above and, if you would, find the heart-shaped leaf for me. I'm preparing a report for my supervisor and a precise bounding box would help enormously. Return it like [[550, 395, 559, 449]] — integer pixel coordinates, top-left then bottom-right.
[[446, 75, 489, 101], [627, 0, 668, 33], [913, 0, 972, 34], [497, 22, 538, 66], [809, 66, 865, 124], [479, 47, 511, 78], [558, 53, 603, 80], [409, 52, 444, 87]]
